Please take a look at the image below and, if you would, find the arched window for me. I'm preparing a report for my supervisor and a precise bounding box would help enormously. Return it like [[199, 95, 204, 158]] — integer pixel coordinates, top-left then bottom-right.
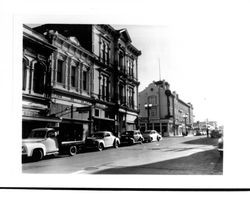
[[33, 62, 46, 94], [22, 58, 28, 90]]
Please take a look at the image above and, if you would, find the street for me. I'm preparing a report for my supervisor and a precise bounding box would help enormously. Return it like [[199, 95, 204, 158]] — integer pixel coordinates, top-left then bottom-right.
[[22, 135, 222, 175]]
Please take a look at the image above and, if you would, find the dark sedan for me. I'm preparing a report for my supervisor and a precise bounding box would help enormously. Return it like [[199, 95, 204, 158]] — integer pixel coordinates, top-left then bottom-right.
[[120, 130, 144, 145]]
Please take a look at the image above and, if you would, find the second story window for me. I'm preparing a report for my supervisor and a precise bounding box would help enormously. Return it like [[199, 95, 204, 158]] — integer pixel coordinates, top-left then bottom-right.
[[119, 84, 125, 104], [100, 74, 110, 101], [128, 87, 134, 108], [71, 66, 76, 87], [57, 59, 63, 83], [23, 58, 28, 91], [33, 62, 45, 94], [82, 70, 87, 91], [119, 51, 124, 71]]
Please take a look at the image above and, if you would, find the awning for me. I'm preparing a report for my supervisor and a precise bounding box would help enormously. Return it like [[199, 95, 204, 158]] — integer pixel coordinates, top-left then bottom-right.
[[22, 116, 62, 123]]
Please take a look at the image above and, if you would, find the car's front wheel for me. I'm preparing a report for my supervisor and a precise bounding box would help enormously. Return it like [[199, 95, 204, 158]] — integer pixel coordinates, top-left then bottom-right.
[[69, 145, 77, 156], [97, 143, 104, 151], [32, 149, 44, 161], [157, 136, 160, 141]]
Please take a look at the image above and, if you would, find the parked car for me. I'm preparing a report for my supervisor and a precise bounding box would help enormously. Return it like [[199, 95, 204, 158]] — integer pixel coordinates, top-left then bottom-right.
[[217, 136, 223, 157], [120, 130, 144, 145], [22, 127, 85, 161], [210, 129, 222, 138], [142, 130, 162, 142], [85, 131, 120, 151]]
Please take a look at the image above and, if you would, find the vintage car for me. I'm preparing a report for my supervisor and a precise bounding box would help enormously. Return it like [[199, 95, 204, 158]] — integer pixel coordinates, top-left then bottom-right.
[[142, 130, 162, 142], [217, 136, 223, 157], [22, 128, 60, 161], [22, 127, 86, 161], [120, 130, 144, 145], [85, 131, 120, 151]]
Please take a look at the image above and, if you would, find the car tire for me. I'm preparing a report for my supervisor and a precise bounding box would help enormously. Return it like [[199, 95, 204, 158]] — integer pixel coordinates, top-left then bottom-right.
[[69, 145, 77, 156], [220, 151, 223, 157], [97, 143, 104, 151], [32, 149, 43, 161], [113, 140, 119, 148], [149, 137, 153, 142], [157, 136, 160, 141]]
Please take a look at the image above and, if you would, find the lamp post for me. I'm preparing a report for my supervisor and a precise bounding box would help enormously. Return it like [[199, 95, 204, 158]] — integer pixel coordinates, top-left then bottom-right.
[[144, 103, 152, 130], [183, 113, 188, 136]]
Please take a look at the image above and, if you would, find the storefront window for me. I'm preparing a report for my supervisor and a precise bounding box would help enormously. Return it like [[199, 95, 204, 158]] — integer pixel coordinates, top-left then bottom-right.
[[33, 62, 45, 94]]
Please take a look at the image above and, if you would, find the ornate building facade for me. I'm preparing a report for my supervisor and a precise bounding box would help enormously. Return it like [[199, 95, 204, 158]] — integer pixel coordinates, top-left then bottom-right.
[[22, 24, 141, 138]]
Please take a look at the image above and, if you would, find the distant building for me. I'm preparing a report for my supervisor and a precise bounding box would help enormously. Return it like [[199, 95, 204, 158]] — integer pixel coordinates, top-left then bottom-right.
[[193, 120, 218, 132], [138, 80, 194, 136]]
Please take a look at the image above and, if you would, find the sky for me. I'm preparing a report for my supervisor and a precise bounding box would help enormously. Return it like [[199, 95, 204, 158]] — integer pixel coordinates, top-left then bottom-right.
[[113, 24, 230, 124]]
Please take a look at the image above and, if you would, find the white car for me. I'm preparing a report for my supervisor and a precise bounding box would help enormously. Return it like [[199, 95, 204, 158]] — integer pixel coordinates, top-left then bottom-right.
[[85, 131, 120, 151], [142, 130, 162, 142], [22, 128, 60, 161]]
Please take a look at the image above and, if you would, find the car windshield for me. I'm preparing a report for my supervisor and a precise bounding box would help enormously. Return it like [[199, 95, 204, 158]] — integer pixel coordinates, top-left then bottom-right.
[[29, 129, 47, 138], [92, 132, 105, 138]]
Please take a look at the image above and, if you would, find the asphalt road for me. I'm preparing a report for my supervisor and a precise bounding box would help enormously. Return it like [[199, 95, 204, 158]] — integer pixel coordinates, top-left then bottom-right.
[[22, 135, 222, 174]]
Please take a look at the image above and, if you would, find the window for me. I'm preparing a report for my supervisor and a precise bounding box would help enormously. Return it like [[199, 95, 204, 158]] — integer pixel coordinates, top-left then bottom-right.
[[82, 71, 87, 91], [128, 58, 134, 77], [105, 45, 109, 65], [33, 62, 45, 94], [100, 74, 109, 101], [100, 41, 110, 65], [71, 66, 76, 87], [150, 106, 157, 117], [23, 58, 28, 90], [119, 52, 124, 71], [148, 95, 157, 105], [95, 109, 99, 117], [57, 59, 63, 83], [119, 84, 125, 104], [128, 87, 134, 108], [102, 43, 106, 63]]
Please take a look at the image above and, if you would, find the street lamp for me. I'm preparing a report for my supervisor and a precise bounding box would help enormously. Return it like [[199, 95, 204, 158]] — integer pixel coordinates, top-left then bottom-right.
[[183, 113, 188, 136], [144, 103, 152, 130]]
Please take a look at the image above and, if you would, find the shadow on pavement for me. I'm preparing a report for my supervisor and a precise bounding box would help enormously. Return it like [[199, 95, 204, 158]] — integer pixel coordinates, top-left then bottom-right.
[[183, 136, 219, 146], [93, 149, 223, 175]]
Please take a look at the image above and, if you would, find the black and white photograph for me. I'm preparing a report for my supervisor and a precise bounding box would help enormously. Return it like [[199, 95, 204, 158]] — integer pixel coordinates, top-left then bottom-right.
[[1, 0, 250, 193], [21, 23, 223, 175]]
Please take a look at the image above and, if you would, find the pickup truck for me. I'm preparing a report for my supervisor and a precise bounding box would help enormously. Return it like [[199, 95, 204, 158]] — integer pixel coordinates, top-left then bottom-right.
[[22, 127, 85, 161]]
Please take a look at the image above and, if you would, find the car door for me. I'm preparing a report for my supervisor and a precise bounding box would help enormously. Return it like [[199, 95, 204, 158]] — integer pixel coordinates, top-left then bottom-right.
[[103, 132, 113, 147], [43, 130, 59, 153]]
